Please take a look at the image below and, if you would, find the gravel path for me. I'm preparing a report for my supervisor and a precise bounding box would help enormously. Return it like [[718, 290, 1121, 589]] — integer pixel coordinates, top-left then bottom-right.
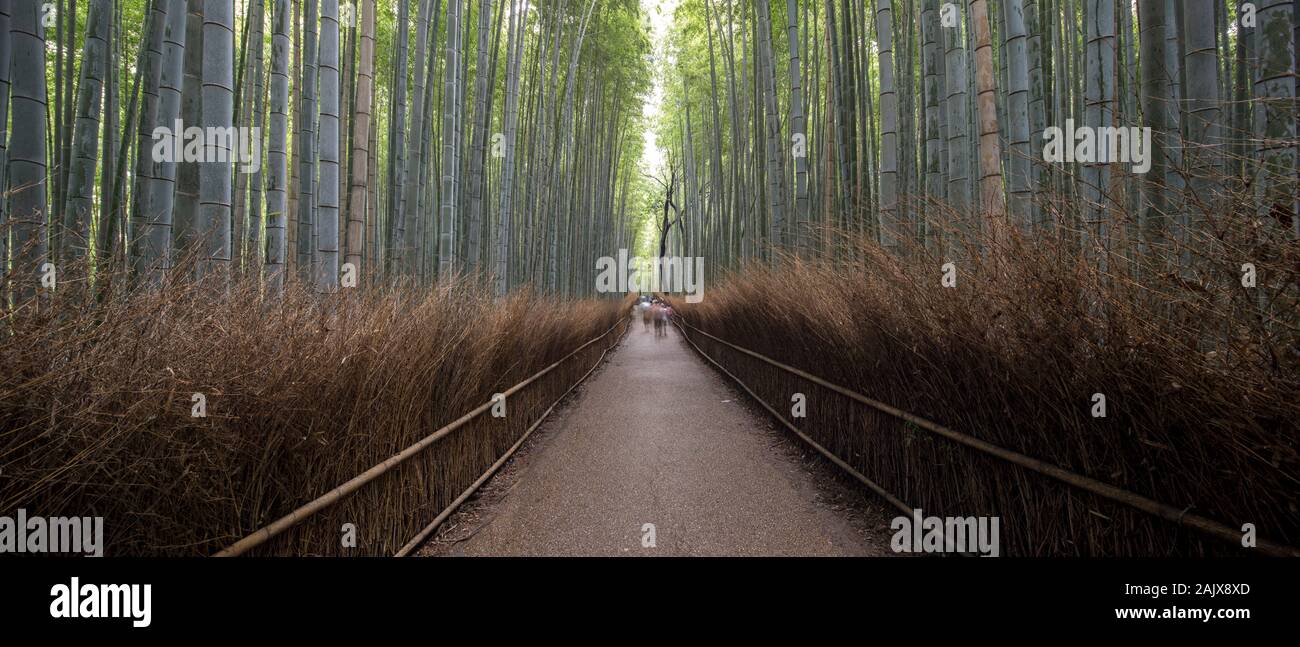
[[419, 319, 897, 557]]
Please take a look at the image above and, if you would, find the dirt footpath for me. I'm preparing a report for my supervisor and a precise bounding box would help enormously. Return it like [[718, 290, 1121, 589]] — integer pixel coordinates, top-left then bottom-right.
[[418, 320, 898, 557]]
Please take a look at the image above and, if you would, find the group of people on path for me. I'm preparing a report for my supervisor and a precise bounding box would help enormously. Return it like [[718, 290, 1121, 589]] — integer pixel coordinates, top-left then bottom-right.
[[634, 296, 673, 338]]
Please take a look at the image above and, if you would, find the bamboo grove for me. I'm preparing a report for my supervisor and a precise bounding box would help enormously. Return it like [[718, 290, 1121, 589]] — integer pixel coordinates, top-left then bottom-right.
[[654, 0, 1299, 281], [649, 0, 1300, 556], [0, 0, 653, 302]]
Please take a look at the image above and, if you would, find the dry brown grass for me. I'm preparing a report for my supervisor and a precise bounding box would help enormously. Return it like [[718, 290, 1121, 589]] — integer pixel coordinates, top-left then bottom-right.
[[0, 273, 627, 556], [675, 216, 1300, 556]]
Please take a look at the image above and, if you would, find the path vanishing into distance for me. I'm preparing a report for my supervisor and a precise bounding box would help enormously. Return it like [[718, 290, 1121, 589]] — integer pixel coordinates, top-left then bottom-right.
[[419, 318, 897, 557]]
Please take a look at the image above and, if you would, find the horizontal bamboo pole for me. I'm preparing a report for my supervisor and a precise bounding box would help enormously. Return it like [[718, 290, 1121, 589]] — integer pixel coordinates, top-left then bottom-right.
[[675, 318, 1300, 558], [674, 319, 913, 517], [215, 317, 628, 557], [394, 326, 625, 556]]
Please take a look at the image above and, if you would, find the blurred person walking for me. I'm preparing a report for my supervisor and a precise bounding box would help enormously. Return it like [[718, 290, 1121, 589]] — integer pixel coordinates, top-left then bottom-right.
[[654, 302, 670, 338]]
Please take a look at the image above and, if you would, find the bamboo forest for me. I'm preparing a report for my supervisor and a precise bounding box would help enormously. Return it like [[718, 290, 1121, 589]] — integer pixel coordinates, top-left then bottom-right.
[[1, 0, 1297, 570]]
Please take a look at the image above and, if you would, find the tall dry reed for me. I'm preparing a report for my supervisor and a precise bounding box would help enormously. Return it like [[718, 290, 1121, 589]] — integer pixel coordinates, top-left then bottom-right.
[[676, 216, 1299, 556], [0, 273, 627, 556]]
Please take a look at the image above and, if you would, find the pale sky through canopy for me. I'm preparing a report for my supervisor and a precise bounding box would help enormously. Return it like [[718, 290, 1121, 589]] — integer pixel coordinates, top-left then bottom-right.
[[641, 0, 678, 177]]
